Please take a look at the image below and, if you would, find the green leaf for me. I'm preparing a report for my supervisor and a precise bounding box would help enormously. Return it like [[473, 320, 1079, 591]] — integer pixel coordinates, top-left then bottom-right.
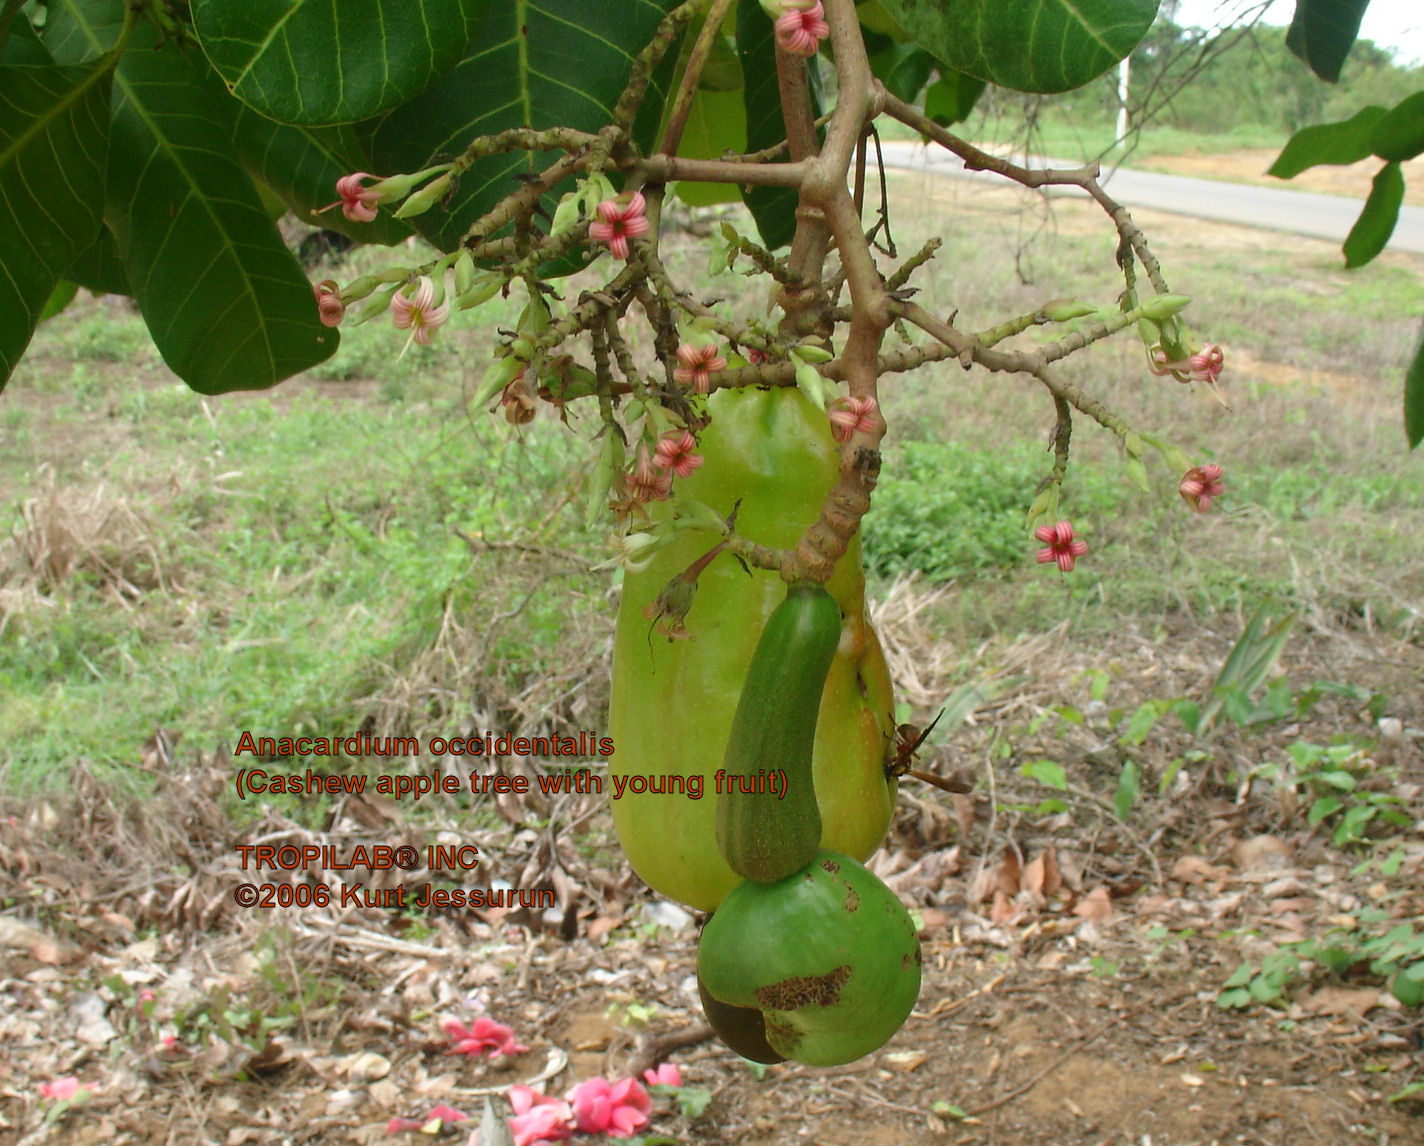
[[0, 57, 113, 390], [1369, 91, 1424, 163], [673, 86, 746, 207], [39, 279, 80, 322], [923, 68, 985, 127], [1307, 795, 1343, 825], [1391, 963, 1424, 1008], [1114, 758, 1139, 821], [49, 1, 338, 393], [869, 43, 936, 104], [1020, 759, 1067, 791], [1405, 318, 1423, 450], [736, 0, 819, 249], [369, 0, 678, 255], [231, 106, 413, 243], [1267, 105, 1386, 179], [1343, 161, 1403, 269], [876, 0, 1159, 95], [65, 223, 131, 295], [1285, 0, 1369, 83], [192, 0, 494, 126], [2, 8, 53, 65]]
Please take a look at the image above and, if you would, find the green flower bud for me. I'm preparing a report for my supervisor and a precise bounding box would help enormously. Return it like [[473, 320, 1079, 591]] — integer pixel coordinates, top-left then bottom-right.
[[393, 172, 454, 218], [470, 355, 525, 409], [793, 340, 834, 364], [453, 251, 477, 294], [1042, 299, 1097, 322], [792, 353, 828, 411], [1139, 293, 1192, 321]]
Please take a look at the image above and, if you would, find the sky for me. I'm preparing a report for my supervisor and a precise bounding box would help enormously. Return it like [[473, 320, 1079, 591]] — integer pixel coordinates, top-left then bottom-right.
[[1168, 0, 1424, 66]]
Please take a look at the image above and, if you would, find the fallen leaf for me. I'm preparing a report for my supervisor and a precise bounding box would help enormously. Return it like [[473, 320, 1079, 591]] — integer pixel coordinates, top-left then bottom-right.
[[1172, 855, 1228, 884], [1072, 887, 1113, 921], [1229, 835, 1293, 871], [1301, 987, 1381, 1016]]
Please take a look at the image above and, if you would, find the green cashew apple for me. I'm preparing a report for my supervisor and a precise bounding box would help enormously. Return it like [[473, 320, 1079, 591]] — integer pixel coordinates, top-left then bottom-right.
[[609, 385, 896, 912], [697, 849, 921, 1066]]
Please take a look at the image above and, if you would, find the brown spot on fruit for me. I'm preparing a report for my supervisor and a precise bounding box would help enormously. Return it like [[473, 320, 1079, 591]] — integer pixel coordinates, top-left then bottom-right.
[[820, 858, 840, 874], [756, 964, 850, 1010], [845, 888, 860, 913]]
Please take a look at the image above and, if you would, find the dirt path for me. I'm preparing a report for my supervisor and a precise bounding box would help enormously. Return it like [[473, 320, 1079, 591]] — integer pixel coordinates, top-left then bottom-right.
[[1140, 148, 1424, 208]]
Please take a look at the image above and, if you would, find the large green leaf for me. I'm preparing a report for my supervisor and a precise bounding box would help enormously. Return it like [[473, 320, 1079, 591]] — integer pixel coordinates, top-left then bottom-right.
[[2, 8, 53, 65], [1369, 90, 1424, 164], [674, 86, 746, 207], [0, 58, 113, 390], [924, 68, 985, 127], [1406, 319, 1424, 450], [1285, 0, 1369, 83], [369, 0, 678, 254], [49, 0, 338, 393], [736, 0, 821, 250], [65, 223, 131, 294], [1343, 160, 1402, 268], [1267, 105, 1386, 179], [232, 106, 414, 243], [192, 0, 494, 126], [877, 0, 1159, 94]]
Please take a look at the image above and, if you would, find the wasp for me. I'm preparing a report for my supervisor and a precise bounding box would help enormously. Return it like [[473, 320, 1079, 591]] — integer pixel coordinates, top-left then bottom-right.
[[885, 709, 972, 794]]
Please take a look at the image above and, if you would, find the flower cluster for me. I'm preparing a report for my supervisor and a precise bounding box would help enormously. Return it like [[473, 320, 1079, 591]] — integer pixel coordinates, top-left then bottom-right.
[[1150, 342, 1224, 385], [1178, 464, 1225, 513], [506, 1065, 683, 1146], [763, 0, 829, 56], [828, 395, 879, 443]]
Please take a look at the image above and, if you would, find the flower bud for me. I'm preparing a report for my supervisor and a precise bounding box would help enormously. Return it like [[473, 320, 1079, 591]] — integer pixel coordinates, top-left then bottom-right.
[[393, 172, 454, 218], [453, 251, 477, 294], [791, 352, 828, 410], [1139, 293, 1192, 321], [471, 355, 526, 409], [1042, 299, 1097, 322], [793, 340, 833, 364]]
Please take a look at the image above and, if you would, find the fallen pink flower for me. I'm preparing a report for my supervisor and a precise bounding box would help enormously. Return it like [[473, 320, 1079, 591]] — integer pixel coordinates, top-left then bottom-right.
[[775, 0, 829, 56], [643, 1062, 682, 1088], [1178, 464, 1225, 513], [442, 1016, 528, 1059], [568, 1076, 651, 1138], [828, 395, 879, 443], [38, 1077, 83, 1102], [672, 341, 727, 396], [507, 1085, 573, 1146], [588, 192, 650, 260], [313, 279, 344, 327], [1034, 520, 1088, 573], [652, 431, 704, 479], [390, 276, 450, 349]]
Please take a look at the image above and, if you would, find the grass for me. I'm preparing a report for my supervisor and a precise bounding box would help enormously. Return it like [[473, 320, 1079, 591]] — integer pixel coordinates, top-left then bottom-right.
[[3, 159, 1422, 787]]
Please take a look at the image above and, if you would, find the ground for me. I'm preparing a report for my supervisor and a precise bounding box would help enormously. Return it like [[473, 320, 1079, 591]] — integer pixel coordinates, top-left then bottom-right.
[[1, 146, 1422, 1146]]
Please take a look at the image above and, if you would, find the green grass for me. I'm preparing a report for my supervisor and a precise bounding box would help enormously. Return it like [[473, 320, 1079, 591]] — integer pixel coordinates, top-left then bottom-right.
[[3, 169, 1422, 785]]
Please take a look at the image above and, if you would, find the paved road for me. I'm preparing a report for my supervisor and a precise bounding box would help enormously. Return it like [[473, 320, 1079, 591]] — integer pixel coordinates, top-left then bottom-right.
[[877, 140, 1424, 255]]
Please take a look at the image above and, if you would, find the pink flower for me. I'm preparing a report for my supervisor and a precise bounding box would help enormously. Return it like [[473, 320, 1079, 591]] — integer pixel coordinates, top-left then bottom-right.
[[568, 1077, 651, 1138], [385, 1107, 464, 1134], [775, 0, 829, 56], [1150, 342, 1224, 385], [588, 192, 650, 260], [627, 445, 673, 504], [38, 1077, 83, 1102], [672, 341, 726, 395], [643, 1062, 682, 1088], [313, 279, 344, 327], [442, 1016, 528, 1059], [329, 172, 382, 222], [1178, 464, 1225, 513], [507, 1085, 573, 1146], [828, 395, 879, 443], [390, 276, 450, 348], [653, 431, 704, 479], [1034, 520, 1089, 573]]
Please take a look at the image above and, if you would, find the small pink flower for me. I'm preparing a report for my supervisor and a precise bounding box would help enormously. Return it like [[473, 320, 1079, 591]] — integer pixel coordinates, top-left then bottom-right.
[[653, 431, 704, 479], [627, 445, 673, 504], [828, 395, 879, 443], [588, 192, 650, 260], [568, 1077, 651, 1138], [313, 279, 344, 327], [775, 0, 829, 56], [507, 1086, 573, 1146], [643, 1062, 682, 1088], [38, 1077, 83, 1102], [1034, 520, 1089, 573], [426, 1104, 467, 1124], [390, 276, 450, 348], [672, 341, 726, 395], [1178, 464, 1225, 513], [1150, 342, 1224, 385], [746, 347, 768, 365], [386, 1117, 423, 1134], [442, 1016, 528, 1059], [329, 172, 382, 222]]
